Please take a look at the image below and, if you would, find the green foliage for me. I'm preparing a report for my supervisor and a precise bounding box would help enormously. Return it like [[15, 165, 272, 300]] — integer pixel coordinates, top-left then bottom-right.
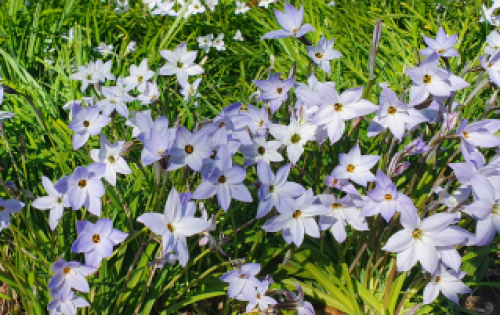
[[0, 0, 498, 314]]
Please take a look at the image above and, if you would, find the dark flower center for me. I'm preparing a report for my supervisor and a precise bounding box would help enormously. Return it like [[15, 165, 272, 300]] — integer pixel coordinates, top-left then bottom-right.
[[412, 229, 423, 239], [259, 120, 264, 127], [86, 74, 92, 80], [218, 175, 227, 184], [387, 106, 397, 114], [463, 131, 469, 138], [332, 202, 342, 209], [423, 74, 432, 84], [92, 234, 100, 243], [315, 52, 323, 58], [185, 145, 194, 154], [257, 146, 265, 155], [277, 87, 283, 94], [347, 164, 355, 172], [290, 134, 301, 144], [57, 197, 62, 204], [293, 210, 301, 219], [438, 49, 444, 54], [219, 122, 226, 128], [83, 120, 90, 127], [167, 223, 175, 232], [138, 76, 143, 83], [108, 156, 115, 163], [334, 103, 343, 111], [435, 276, 441, 283], [210, 150, 217, 159], [78, 179, 87, 188], [269, 185, 274, 193], [257, 293, 261, 299], [176, 61, 183, 68], [384, 194, 393, 201], [63, 267, 71, 274]]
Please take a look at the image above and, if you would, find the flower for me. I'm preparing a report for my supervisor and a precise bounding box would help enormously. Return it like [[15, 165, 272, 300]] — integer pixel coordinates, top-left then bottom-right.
[[137, 188, 210, 266], [240, 136, 283, 166], [32, 176, 69, 230], [61, 27, 74, 45], [139, 126, 177, 166], [220, 263, 261, 302], [258, 0, 277, 9], [159, 42, 204, 86], [324, 173, 359, 195], [69, 61, 103, 92], [0, 198, 24, 232], [312, 86, 378, 145], [485, 30, 500, 55], [318, 194, 368, 243], [137, 81, 161, 105], [115, 0, 130, 13], [71, 218, 128, 267], [238, 279, 277, 313], [90, 134, 132, 186], [382, 213, 467, 273], [47, 260, 96, 300], [256, 162, 305, 218], [456, 119, 500, 160], [168, 127, 211, 171], [142, 0, 157, 10], [97, 85, 134, 118], [362, 171, 418, 224], [192, 146, 252, 211], [186, 0, 206, 17], [420, 26, 459, 57], [405, 53, 454, 105], [94, 42, 114, 56], [403, 136, 431, 156], [261, 1, 314, 40], [47, 289, 89, 315], [125, 41, 136, 55], [180, 77, 202, 102], [423, 265, 471, 305], [254, 73, 295, 113], [233, 29, 244, 41], [124, 59, 155, 93], [235, 0, 250, 14], [263, 189, 328, 246], [206, 0, 218, 11], [212, 33, 226, 51], [68, 104, 111, 150], [269, 118, 316, 165], [55, 164, 106, 216], [306, 36, 342, 73], [197, 34, 213, 53], [331, 144, 380, 187], [367, 86, 428, 141], [152, 1, 177, 16]]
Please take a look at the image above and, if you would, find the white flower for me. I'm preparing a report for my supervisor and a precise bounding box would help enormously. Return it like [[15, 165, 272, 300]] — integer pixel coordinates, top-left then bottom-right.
[[115, 0, 130, 13], [124, 59, 155, 93], [152, 1, 177, 16], [485, 30, 500, 56], [94, 42, 114, 56], [186, 0, 205, 17], [423, 264, 471, 305], [137, 82, 161, 105], [212, 33, 225, 51], [159, 42, 204, 85], [90, 134, 132, 186], [233, 29, 244, 41], [239, 136, 283, 167], [61, 27, 74, 44], [258, 0, 277, 9], [269, 118, 316, 165], [125, 41, 136, 55], [142, 0, 157, 10], [180, 77, 202, 101], [197, 34, 213, 53], [235, 0, 250, 14], [205, 0, 218, 11]]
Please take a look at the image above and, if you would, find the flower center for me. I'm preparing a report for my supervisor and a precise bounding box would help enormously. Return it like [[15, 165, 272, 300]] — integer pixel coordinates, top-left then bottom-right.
[[57, 197, 62, 204], [86, 74, 92, 80], [333, 179, 338, 185], [185, 145, 194, 154], [63, 267, 71, 274], [157, 150, 163, 155], [347, 164, 355, 172], [167, 223, 175, 232], [210, 150, 216, 159], [293, 210, 301, 219], [108, 156, 115, 163], [315, 52, 323, 58], [257, 293, 261, 299], [257, 146, 265, 155], [138, 76, 143, 83], [423, 74, 432, 84], [387, 106, 397, 114], [269, 185, 274, 193], [218, 122, 225, 128], [83, 120, 90, 128], [493, 203, 500, 215], [334, 103, 343, 111], [277, 87, 283, 94], [92, 234, 100, 243], [438, 49, 444, 54], [292, 28, 298, 34], [176, 61, 183, 68], [78, 179, 87, 188], [384, 194, 393, 201], [332, 202, 342, 209], [290, 134, 301, 144], [0, 206, 4, 212], [435, 276, 441, 283], [463, 131, 469, 138], [412, 229, 423, 239], [259, 120, 264, 127], [218, 175, 227, 184]]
